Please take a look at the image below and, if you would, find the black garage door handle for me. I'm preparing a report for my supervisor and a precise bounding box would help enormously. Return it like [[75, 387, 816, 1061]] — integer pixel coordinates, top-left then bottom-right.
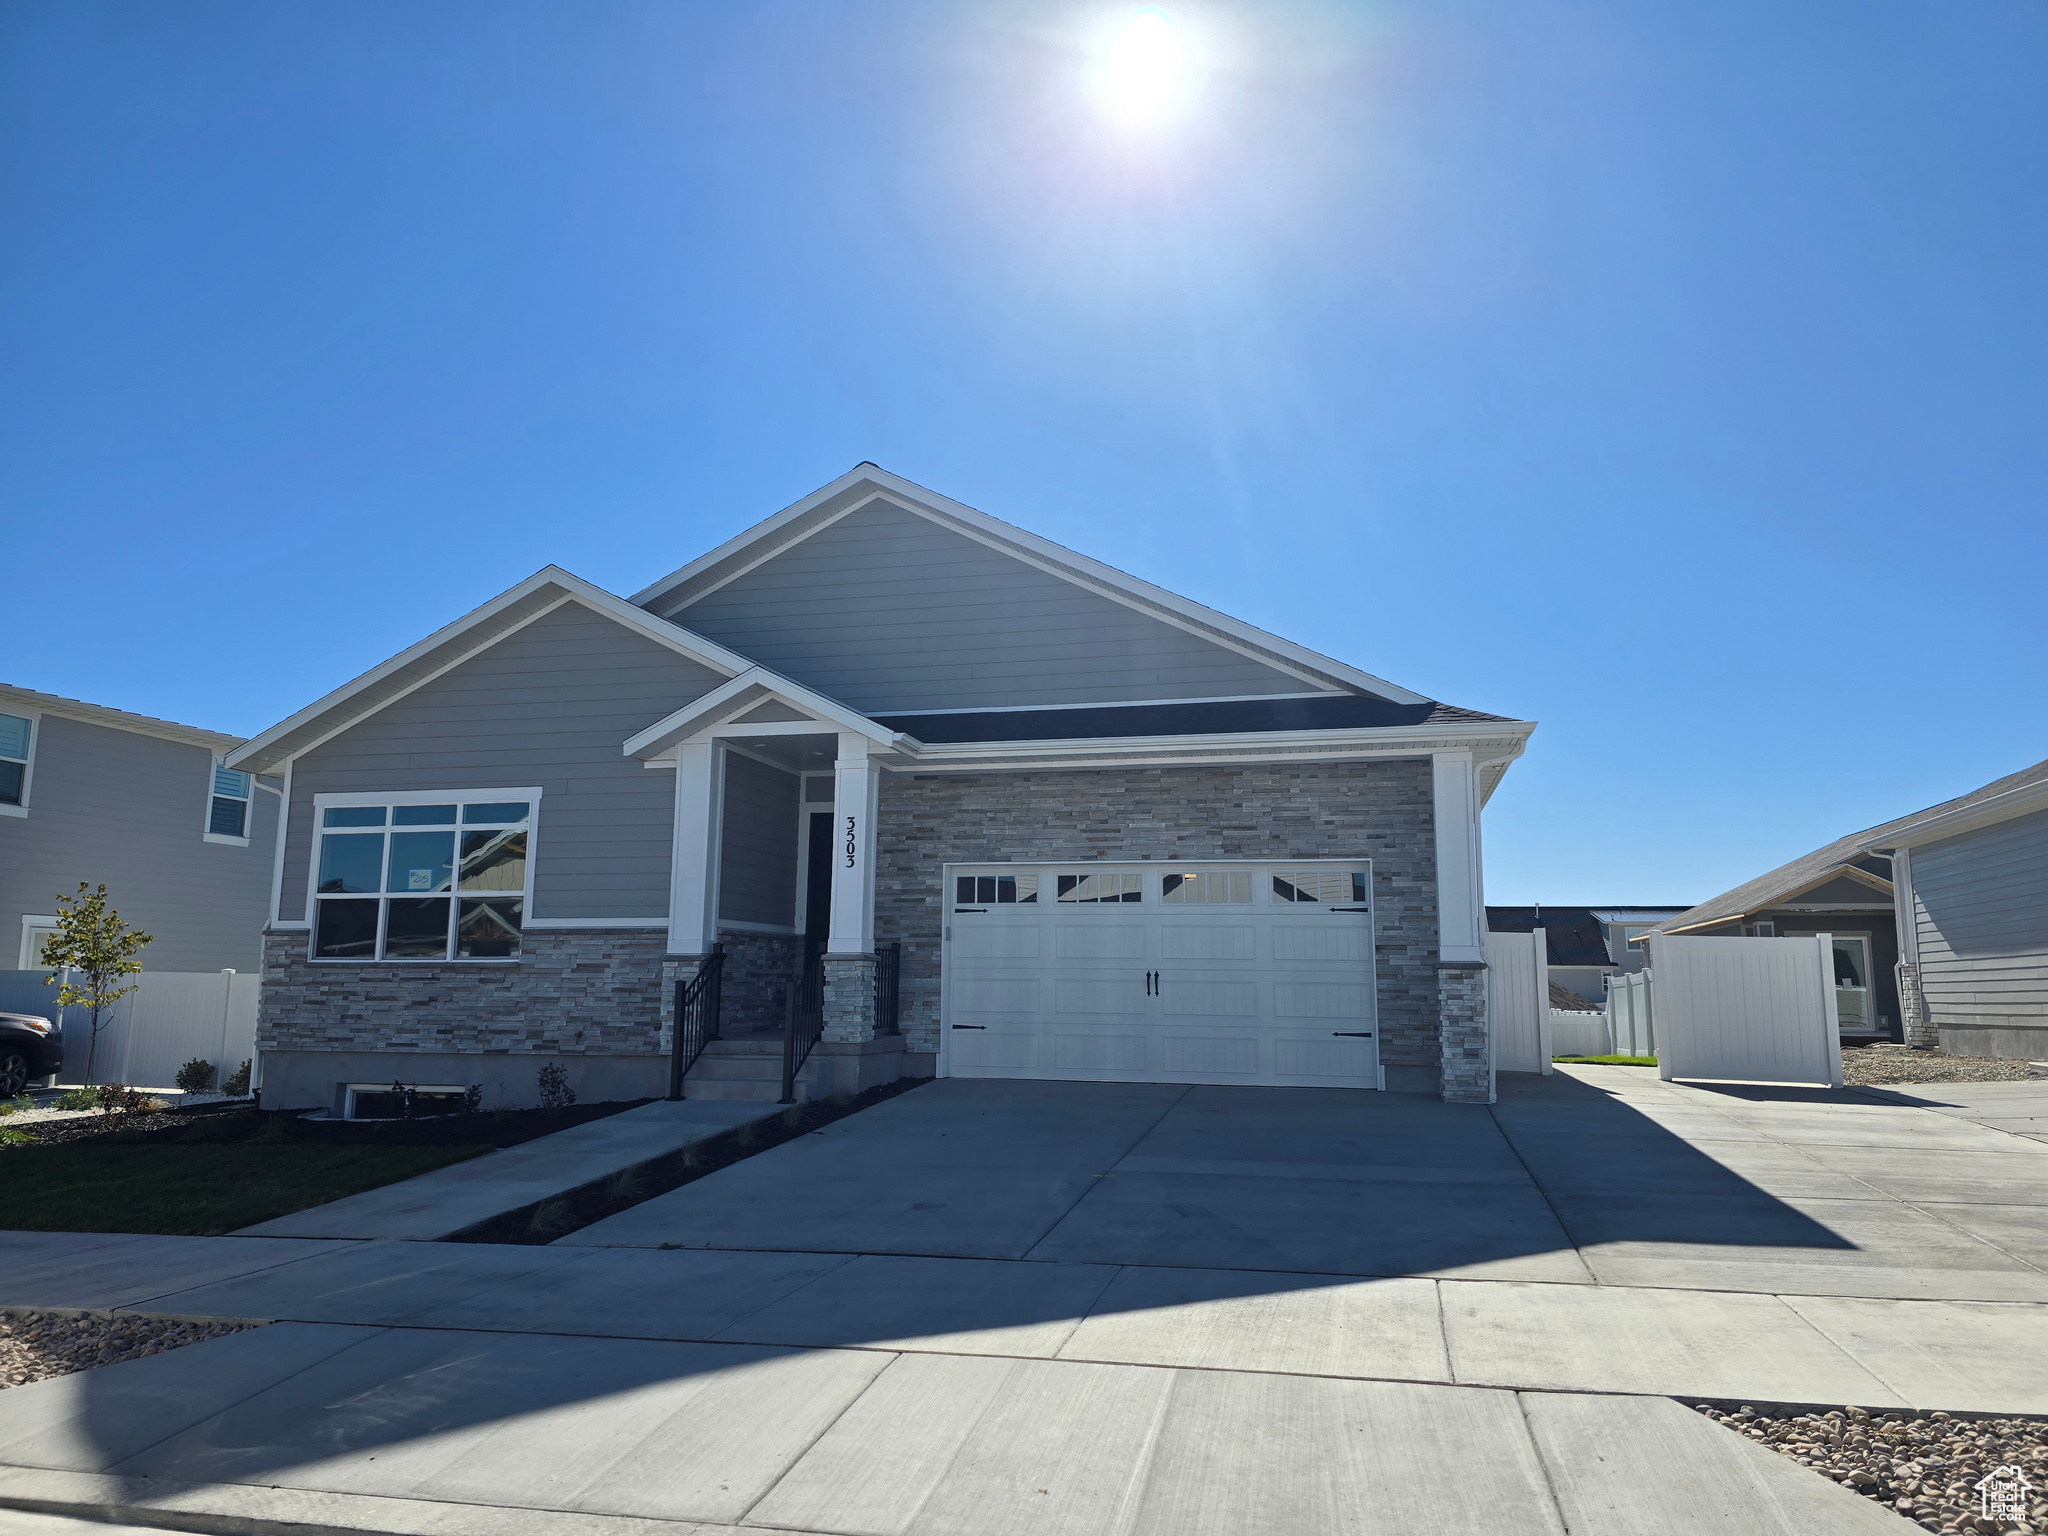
[[951, 1025, 987, 1030], [1332, 1031, 1373, 1038]]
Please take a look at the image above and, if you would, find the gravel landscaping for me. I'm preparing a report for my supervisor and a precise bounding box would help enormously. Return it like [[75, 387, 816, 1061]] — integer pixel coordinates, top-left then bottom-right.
[[1696, 1402, 2048, 1532], [1843, 1045, 2047, 1088], [1, 1307, 261, 1389]]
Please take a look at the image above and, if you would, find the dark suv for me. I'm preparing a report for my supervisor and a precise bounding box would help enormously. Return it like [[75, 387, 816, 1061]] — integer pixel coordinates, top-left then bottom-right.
[[0, 1012, 60, 1096]]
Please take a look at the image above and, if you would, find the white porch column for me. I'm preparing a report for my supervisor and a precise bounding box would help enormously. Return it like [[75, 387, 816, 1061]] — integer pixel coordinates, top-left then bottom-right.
[[827, 733, 879, 956], [666, 740, 725, 956], [1432, 752, 1486, 962]]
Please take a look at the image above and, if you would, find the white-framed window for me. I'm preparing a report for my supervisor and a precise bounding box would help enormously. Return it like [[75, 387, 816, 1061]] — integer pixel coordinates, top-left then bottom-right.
[[345, 1083, 469, 1120], [310, 790, 538, 963], [1621, 924, 1653, 948], [18, 915, 59, 970], [1161, 870, 1251, 904], [1271, 870, 1369, 904], [1056, 872, 1142, 904], [0, 710, 35, 816], [954, 873, 1039, 907], [205, 763, 253, 843]]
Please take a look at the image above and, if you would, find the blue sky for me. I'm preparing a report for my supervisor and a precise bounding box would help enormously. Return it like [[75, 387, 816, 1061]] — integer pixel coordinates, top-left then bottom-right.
[[4, 0, 2044, 906]]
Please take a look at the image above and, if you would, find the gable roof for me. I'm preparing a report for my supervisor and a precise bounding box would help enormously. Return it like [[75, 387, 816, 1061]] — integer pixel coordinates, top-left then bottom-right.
[[1654, 754, 2048, 936], [0, 682, 242, 754], [622, 670, 908, 761], [224, 567, 757, 775], [631, 464, 1433, 706]]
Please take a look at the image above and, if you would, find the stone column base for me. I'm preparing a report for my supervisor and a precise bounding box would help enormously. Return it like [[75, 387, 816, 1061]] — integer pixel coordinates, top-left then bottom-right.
[[1437, 961, 1493, 1104], [822, 953, 878, 1043], [1896, 962, 1937, 1049]]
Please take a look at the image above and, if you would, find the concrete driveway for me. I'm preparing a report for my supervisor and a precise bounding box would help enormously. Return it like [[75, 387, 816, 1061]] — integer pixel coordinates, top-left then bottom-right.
[[5, 1065, 2048, 1536]]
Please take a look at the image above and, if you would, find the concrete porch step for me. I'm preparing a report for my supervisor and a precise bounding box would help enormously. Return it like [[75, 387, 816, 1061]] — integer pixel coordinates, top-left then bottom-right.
[[683, 1039, 817, 1102]]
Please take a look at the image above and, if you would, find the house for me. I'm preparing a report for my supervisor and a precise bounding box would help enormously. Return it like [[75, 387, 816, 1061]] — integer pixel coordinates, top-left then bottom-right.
[[0, 684, 281, 974], [1645, 755, 2048, 1051], [1482, 905, 1689, 1006], [1868, 758, 2048, 1059], [224, 465, 1535, 1115]]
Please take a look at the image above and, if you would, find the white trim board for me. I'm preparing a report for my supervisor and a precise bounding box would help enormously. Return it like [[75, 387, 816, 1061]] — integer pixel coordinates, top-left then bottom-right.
[[629, 464, 1426, 705]]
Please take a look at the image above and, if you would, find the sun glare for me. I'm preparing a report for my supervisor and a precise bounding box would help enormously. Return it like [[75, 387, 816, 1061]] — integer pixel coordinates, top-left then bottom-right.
[[1102, 10, 1183, 126]]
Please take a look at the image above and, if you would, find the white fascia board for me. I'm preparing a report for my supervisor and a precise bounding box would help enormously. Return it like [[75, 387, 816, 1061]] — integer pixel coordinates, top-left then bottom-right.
[[893, 718, 1534, 773], [1863, 778, 2048, 854], [226, 566, 755, 775], [632, 463, 1430, 706], [0, 683, 241, 753], [623, 668, 909, 761]]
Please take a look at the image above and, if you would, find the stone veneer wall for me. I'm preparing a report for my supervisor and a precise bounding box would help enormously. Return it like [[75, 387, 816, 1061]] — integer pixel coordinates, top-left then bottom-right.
[[713, 931, 804, 1033], [1435, 962, 1492, 1103], [258, 927, 667, 1059], [1896, 962, 1938, 1049], [874, 759, 1439, 1067]]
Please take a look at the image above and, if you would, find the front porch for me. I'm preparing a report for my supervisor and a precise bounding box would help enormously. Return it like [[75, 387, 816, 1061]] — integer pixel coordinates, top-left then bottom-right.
[[638, 677, 917, 1101]]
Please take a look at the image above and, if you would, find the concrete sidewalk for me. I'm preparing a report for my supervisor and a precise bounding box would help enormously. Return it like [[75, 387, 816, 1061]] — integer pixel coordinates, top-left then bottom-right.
[[235, 1098, 775, 1241], [0, 1319, 1910, 1536]]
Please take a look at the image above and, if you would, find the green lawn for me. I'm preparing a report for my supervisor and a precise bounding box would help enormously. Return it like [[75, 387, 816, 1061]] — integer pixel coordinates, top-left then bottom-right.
[[3, 1142, 490, 1235], [1552, 1054, 1659, 1067]]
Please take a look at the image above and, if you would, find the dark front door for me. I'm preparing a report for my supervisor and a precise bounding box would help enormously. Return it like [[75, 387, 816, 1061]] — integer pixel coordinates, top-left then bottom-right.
[[805, 811, 834, 950]]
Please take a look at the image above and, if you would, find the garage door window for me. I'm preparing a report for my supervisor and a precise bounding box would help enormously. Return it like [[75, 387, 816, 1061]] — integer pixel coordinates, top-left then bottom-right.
[[955, 874, 1038, 907], [1272, 870, 1369, 903], [1161, 871, 1250, 904], [1056, 872, 1142, 904]]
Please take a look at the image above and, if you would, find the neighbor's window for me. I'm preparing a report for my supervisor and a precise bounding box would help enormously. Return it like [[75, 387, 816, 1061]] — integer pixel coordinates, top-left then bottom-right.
[[1057, 872, 1141, 904], [0, 712, 31, 807], [1271, 870, 1369, 904], [1622, 925, 1652, 948], [955, 874, 1038, 906], [313, 797, 531, 961], [1161, 871, 1250, 904], [208, 765, 251, 838]]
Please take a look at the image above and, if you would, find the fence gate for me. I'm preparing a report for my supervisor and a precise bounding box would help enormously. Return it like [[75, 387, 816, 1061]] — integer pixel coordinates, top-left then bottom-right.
[[1650, 935, 1843, 1088], [1485, 929, 1552, 1075]]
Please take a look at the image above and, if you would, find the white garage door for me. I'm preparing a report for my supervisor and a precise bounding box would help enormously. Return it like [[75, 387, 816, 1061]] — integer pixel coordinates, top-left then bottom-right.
[[942, 860, 1380, 1089]]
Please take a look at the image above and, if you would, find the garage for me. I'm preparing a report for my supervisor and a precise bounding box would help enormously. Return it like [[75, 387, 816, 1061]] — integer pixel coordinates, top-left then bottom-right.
[[940, 860, 1381, 1089]]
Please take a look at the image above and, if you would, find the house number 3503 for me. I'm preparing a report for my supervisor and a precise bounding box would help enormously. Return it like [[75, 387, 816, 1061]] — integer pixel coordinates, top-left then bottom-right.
[[844, 816, 858, 868]]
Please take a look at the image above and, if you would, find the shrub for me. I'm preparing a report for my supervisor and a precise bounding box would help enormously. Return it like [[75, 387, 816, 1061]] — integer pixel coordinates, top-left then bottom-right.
[[53, 1088, 99, 1112], [537, 1062, 575, 1111], [462, 1084, 482, 1115], [388, 1080, 418, 1120], [175, 1058, 218, 1093], [221, 1059, 252, 1097], [0, 1095, 33, 1119]]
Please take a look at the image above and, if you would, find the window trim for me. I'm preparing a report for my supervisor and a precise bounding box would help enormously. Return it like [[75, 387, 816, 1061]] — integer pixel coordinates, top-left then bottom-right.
[[0, 708, 38, 818], [308, 787, 544, 965], [17, 915, 58, 970], [203, 758, 254, 846]]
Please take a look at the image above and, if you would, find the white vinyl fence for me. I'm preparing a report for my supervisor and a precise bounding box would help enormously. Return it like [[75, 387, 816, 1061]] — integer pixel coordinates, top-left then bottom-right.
[[1650, 934, 1843, 1089], [1548, 1010, 1612, 1057], [0, 970, 259, 1091], [1485, 928, 1552, 1074], [1606, 970, 1656, 1058]]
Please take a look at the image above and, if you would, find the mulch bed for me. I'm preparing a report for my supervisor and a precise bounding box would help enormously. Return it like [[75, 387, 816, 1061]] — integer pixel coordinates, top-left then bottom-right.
[[1696, 1402, 2048, 1532], [452, 1076, 931, 1244], [1842, 1045, 2046, 1088], [2, 1307, 262, 1389]]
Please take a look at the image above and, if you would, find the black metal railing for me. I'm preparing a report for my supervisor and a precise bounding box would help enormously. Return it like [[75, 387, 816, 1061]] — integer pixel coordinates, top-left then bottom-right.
[[668, 944, 724, 1100], [781, 945, 825, 1103], [875, 940, 901, 1036]]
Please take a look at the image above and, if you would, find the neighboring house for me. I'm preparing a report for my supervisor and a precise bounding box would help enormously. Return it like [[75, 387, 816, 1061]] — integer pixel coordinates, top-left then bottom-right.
[[1590, 907, 1688, 976], [0, 684, 281, 973], [226, 464, 1535, 1115], [1482, 906, 1689, 1006], [1645, 756, 2048, 1051]]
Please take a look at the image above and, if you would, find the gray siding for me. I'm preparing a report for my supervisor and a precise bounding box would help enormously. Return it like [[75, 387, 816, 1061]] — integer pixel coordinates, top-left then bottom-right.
[[1786, 875, 1892, 908], [279, 602, 726, 923], [0, 714, 277, 971], [667, 498, 1313, 712], [1913, 807, 2048, 1025], [718, 750, 799, 929]]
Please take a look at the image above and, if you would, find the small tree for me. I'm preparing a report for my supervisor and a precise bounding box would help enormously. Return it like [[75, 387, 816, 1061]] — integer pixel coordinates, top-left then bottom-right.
[[41, 883, 152, 1086]]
